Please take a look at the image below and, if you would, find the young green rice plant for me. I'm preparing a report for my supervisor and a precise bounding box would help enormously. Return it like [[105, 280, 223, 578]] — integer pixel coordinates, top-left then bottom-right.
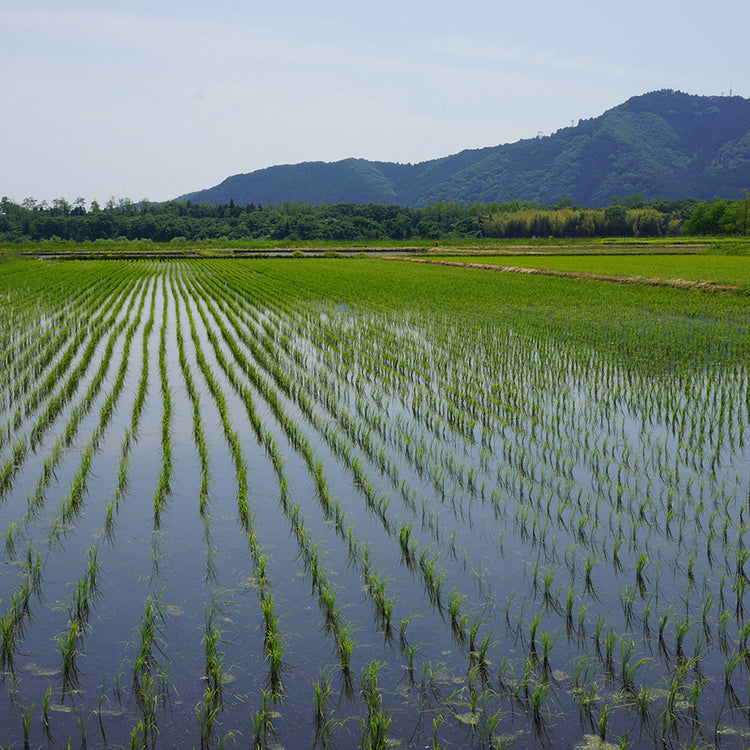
[[360, 660, 393, 750], [658, 605, 672, 652], [23, 543, 43, 599], [203, 601, 225, 705], [3, 521, 17, 559], [448, 587, 467, 640], [266, 626, 285, 697], [724, 649, 743, 691], [540, 631, 559, 674], [603, 628, 617, 674], [674, 615, 692, 660], [635, 551, 649, 593], [338, 625, 354, 674], [583, 555, 598, 594], [132, 591, 169, 711], [87, 545, 101, 594], [20, 701, 33, 745], [398, 522, 416, 567], [530, 679, 549, 729], [528, 611, 542, 658], [75, 707, 93, 746], [129, 719, 146, 750], [541, 566, 560, 610], [313, 667, 331, 726], [598, 702, 611, 741], [59, 619, 81, 693], [71, 576, 91, 627], [251, 689, 276, 748], [196, 686, 221, 747], [621, 640, 650, 696], [42, 682, 52, 732]]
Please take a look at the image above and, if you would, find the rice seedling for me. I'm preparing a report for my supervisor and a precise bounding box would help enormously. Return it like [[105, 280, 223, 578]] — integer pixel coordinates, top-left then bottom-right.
[[42, 683, 51, 731], [20, 701, 33, 745], [312, 667, 331, 726], [251, 689, 276, 748], [59, 620, 81, 693]]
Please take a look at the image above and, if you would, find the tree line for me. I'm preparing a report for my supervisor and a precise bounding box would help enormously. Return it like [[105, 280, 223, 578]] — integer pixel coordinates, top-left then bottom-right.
[[0, 194, 747, 243]]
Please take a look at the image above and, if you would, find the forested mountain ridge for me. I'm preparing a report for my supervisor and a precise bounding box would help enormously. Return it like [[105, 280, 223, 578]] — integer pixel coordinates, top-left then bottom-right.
[[176, 90, 750, 208]]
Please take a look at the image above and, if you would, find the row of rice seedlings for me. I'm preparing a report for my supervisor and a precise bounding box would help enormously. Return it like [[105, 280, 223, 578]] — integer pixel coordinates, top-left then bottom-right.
[[127, 297, 155, 441], [359, 660, 392, 749], [0, 542, 42, 672], [110, 273, 157, 520], [57, 545, 102, 694], [176, 278, 249, 525], [259, 591, 286, 697], [196, 599, 226, 743], [153, 273, 172, 526], [130, 591, 171, 744], [171, 274, 210, 515]]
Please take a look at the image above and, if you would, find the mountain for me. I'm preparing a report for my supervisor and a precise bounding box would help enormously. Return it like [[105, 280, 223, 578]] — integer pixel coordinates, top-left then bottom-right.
[[175, 90, 750, 208]]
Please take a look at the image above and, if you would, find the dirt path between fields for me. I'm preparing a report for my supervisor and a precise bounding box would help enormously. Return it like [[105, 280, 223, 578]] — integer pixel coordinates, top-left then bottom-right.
[[383, 256, 745, 294]]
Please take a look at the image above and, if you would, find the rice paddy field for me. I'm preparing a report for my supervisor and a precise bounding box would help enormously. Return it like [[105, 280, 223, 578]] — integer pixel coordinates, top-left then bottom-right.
[[0, 255, 749, 749], [434, 254, 750, 290]]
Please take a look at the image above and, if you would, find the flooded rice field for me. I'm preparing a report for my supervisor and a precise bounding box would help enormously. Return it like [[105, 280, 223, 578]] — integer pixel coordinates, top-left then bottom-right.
[[0, 257, 749, 749]]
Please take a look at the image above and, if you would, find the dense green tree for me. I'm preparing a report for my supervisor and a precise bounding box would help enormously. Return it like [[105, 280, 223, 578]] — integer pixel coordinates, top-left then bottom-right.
[[0, 193, 747, 243]]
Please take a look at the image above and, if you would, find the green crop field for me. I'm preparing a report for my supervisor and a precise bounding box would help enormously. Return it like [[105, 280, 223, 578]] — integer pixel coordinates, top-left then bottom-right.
[[0, 256, 748, 749], [434, 253, 750, 289]]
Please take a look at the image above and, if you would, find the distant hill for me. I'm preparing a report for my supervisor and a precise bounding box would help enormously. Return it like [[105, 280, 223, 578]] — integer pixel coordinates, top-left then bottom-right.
[[176, 90, 750, 208]]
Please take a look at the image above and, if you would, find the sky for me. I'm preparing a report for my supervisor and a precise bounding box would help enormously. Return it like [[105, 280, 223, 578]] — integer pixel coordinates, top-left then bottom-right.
[[2, 0, 748, 205]]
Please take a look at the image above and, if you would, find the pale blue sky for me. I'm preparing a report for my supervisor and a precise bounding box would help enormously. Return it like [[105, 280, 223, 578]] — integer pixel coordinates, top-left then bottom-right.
[[2, 1, 747, 204]]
